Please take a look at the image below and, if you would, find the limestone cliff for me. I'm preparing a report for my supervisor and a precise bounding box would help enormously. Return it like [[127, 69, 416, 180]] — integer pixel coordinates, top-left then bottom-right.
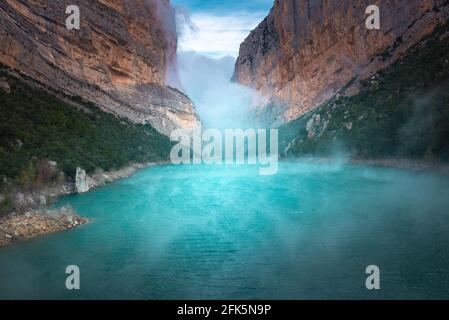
[[0, 0, 199, 135], [233, 0, 449, 126]]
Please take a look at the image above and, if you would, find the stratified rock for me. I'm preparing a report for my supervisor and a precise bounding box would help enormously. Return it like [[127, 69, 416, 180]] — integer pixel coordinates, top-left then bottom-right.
[[0, 0, 199, 136], [75, 168, 89, 194], [233, 0, 449, 126]]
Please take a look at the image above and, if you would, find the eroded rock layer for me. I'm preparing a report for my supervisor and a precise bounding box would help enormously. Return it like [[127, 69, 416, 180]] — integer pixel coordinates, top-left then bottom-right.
[[233, 0, 449, 126], [0, 0, 199, 135]]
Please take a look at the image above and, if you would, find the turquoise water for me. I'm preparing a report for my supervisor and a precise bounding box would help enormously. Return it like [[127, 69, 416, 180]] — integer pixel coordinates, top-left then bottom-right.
[[1, 162, 449, 300]]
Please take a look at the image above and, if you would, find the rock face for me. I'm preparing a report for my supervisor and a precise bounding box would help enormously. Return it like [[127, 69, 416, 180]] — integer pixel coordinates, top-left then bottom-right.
[[75, 168, 89, 194], [0, 0, 199, 136], [233, 0, 449, 126]]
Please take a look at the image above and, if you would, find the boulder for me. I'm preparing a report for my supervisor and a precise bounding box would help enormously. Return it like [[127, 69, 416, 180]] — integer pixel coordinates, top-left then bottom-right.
[[38, 195, 47, 205], [14, 193, 26, 208], [48, 161, 58, 167], [345, 122, 354, 131]]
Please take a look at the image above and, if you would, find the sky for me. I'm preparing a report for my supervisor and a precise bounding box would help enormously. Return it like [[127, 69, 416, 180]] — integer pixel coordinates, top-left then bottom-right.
[[172, 0, 273, 58], [171, 1, 271, 128]]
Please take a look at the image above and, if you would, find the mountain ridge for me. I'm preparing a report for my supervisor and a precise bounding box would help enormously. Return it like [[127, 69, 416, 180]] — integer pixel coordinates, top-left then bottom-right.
[[233, 0, 449, 126], [279, 22, 449, 163], [0, 0, 199, 136]]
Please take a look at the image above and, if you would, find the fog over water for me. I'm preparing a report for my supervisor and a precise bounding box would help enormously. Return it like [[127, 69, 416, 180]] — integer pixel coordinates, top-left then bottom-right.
[[1, 162, 449, 299], [1, 0, 448, 301]]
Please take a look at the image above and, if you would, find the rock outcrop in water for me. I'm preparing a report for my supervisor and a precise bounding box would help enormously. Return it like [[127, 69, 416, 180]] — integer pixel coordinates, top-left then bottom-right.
[[74, 163, 156, 194], [0, 0, 199, 135], [75, 168, 89, 194], [0, 206, 88, 247], [233, 0, 449, 126]]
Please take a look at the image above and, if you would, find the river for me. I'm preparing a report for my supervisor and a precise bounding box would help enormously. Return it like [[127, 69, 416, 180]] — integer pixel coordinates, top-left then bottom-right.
[[1, 162, 449, 299]]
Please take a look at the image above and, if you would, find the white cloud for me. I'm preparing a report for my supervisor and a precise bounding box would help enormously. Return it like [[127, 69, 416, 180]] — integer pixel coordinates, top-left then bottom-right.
[[178, 12, 265, 58]]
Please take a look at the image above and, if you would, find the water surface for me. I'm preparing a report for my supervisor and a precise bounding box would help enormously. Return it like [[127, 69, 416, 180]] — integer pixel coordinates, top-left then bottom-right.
[[1, 162, 449, 299]]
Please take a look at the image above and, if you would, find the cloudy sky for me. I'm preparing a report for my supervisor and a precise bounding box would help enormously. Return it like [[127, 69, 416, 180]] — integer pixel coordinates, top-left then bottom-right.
[[172, 0, 273, 58]]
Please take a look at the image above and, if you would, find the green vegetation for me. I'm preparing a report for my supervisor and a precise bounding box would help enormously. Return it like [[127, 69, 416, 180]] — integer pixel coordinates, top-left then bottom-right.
[[0, 67, 173, 190], [280, 24, 449, 162]]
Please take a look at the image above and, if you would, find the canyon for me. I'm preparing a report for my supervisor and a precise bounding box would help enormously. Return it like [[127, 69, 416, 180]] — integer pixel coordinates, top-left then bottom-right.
[[233, 0, 449, 126], [0, 0, 199, 136]]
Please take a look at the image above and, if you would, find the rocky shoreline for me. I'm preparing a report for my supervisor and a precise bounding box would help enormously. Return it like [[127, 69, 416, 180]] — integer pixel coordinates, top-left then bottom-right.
[[74, 162, 160, 194], [0, 206, 88, 247], [4, 157, 445, 247], [0, 162, 162, 247]]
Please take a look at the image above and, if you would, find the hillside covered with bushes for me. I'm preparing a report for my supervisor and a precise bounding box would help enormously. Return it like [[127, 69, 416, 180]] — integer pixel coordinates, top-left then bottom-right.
[[0, 66, 173, 191], [279, 25, 449, 163]]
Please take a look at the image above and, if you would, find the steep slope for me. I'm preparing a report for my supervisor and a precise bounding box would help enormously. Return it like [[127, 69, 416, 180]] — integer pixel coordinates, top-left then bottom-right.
[[279, 24, 449, 163], [0, 65, 173, 190], [0, 0, 199, 135], [233, 0, 449, 126]]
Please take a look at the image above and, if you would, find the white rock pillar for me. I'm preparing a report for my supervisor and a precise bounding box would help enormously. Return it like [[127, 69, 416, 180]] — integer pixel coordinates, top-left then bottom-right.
[[75, 167, 89, 193]]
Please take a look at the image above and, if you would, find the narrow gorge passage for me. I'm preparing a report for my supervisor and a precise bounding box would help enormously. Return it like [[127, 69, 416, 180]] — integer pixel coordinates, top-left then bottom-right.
[[1, 0, 449, 301]]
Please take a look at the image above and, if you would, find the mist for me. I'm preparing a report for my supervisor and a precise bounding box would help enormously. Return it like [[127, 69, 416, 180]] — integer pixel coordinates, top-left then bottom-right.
[[3, 162, 449, 299], [172, 3, 264, 130], [177, 51, 263, 129]]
